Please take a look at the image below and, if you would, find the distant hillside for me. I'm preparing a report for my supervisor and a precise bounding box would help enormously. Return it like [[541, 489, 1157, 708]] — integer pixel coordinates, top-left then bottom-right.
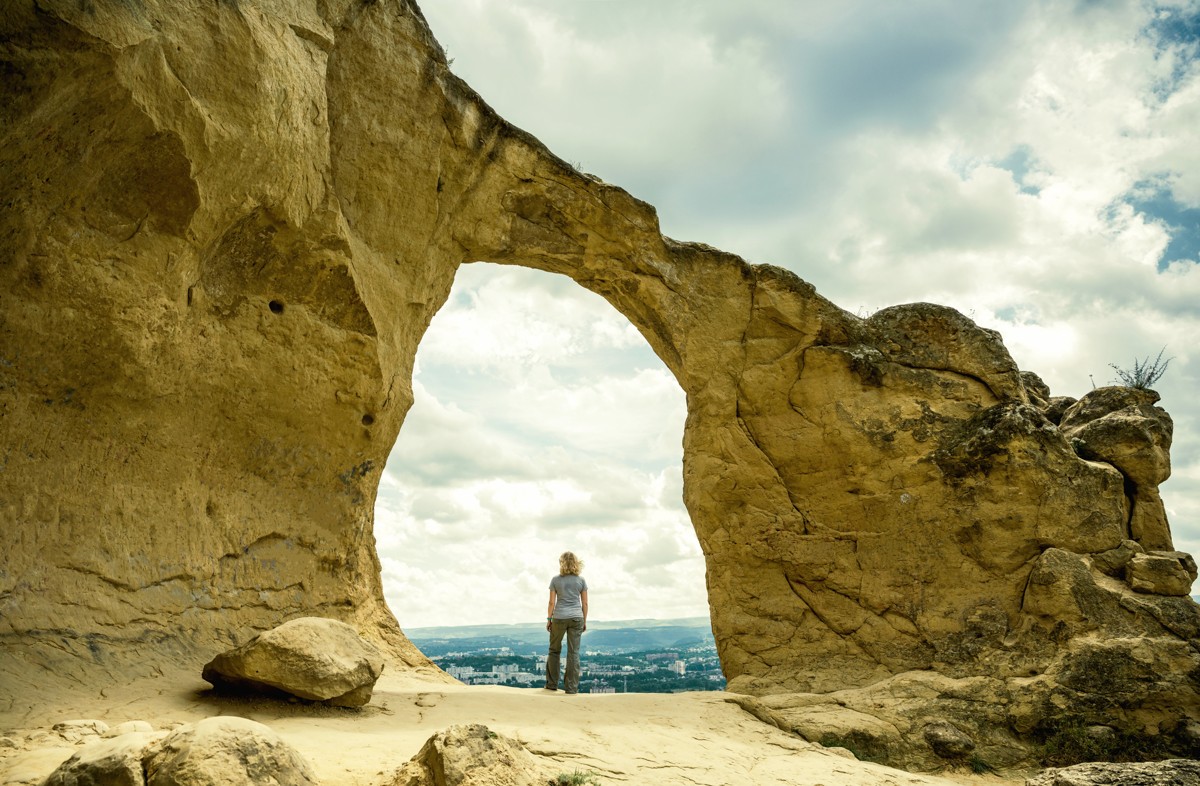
[[406, 616, 715, 656]]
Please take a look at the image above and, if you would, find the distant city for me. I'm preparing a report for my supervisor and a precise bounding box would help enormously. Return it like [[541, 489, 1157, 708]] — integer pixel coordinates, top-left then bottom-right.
[[407, 617, 726, 694]]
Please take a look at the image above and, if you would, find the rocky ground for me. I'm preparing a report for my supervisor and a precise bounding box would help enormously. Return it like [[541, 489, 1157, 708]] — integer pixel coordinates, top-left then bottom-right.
[[0, 669, 1023, 786]]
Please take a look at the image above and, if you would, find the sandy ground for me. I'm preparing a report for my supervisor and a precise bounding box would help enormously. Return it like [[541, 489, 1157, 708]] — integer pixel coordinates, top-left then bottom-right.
[[0, 670, 1027, 786]]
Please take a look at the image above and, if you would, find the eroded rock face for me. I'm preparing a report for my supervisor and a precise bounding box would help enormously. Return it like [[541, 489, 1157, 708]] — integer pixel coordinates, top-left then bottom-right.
[[1059, 387, 1174, 549], [922, 721, 975, 760], [1025, 759, 1200, 786], [3, 0, 1198, 769], [202, 617, 385, 706], [1127, 553, 1197, 596], [39, 719, 315, 786], [44, 732, 166, 786], [388, 724, 553, 786], [144, 718, 316, 786]]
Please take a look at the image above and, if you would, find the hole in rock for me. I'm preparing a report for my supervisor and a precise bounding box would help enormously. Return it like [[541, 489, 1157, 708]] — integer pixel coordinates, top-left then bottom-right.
[[375, 262, 720, 693], [268, 299, 284, 314], [362, 413, 375, 426]]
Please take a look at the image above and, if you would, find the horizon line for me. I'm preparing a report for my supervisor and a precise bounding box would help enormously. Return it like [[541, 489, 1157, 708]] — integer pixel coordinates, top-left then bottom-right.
[[405, 615, 713, 634]]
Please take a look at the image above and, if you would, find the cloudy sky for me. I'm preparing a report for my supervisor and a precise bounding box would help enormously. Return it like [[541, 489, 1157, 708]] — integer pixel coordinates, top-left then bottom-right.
[[376, 0, 1200, 630]]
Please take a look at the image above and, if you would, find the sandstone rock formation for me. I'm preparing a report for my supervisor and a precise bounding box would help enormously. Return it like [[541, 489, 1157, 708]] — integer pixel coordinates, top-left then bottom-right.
[[388, 724, 554, 786], [202, 617, 385, 706], [44, 732, 167, 786], [921, 721, 975, 761], [144, 718, 316, 786], [40, 718, 316, 786], [1058, 387, 1174, 549], [1024, 759, 1200, 786], [2, 0, 1198, 770]]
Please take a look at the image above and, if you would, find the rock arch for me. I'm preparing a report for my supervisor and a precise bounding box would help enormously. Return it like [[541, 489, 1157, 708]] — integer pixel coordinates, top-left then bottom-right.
[[2, 0, 1197, 767]]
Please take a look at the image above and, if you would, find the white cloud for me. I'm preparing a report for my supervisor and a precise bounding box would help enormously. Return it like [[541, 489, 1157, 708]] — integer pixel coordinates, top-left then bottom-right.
[[417, 264, 642, 370], [384, 0, 1200, 630], [377, 264, 698, 629]]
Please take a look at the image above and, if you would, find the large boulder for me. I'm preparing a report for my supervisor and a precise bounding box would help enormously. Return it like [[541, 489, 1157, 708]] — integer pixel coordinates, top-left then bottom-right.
[[203, 617, 384, 706], [1126, 552, 1197, 596], [43, 732, 166, 786], [143, 717, 317, 786], [387, 724, 553, 786]]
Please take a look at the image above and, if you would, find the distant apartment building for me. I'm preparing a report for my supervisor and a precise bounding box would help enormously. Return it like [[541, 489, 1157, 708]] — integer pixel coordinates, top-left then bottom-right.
[[590, 683, 616, 694], [668, 660, 687, 676]]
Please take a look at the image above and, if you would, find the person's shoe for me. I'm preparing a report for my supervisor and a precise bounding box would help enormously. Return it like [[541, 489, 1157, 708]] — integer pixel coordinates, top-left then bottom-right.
[[542, 686, 558, 692], [564, 690, 578, 694]]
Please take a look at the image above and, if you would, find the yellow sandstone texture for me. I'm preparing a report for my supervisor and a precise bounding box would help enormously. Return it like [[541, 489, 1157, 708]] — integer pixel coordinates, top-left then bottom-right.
[[2, 0, 1197, 767]]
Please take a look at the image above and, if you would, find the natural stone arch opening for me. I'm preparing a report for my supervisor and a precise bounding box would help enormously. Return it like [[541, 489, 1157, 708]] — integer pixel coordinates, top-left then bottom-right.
[[375, 261, 706, 633], [4, 0, 1198, 770]]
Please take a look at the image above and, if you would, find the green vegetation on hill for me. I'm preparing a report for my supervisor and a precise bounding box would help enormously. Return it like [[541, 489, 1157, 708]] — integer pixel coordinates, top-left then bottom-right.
[[419, 618, 727, 694], [409, 617, 716, 657]]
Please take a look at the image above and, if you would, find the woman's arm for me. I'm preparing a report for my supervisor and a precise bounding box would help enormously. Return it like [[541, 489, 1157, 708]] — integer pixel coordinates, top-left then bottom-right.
[[546, 589, 556, 631], [580, 589, 588, 632]]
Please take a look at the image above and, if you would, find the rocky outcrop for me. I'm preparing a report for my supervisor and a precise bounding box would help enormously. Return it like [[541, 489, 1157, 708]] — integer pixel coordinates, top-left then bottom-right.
[[144, 718, 317, 786], [202, 617, 385, 706], [1127, 552, 1197, 596], [1025, 759, 1200, 785], [921, 721, 975, 761], [40, 718, 315, 786], [388, 724, 554, 786], [2, 0, 1198, 770], [1059, 387, 1174, 549], [43, 732, 166, 786], [733, 654, 1200, 771]]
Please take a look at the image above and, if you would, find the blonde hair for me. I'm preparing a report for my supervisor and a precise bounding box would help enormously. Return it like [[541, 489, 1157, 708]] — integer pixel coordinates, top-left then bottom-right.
[[559, 551, 583, 576]]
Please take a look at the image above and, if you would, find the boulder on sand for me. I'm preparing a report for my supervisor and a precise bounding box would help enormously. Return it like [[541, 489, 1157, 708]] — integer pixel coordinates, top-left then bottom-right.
[[388, 724, 554, 786], [39, 719, 314, 786], [43, 732, 164, 786], [144, 717, 317, 786], [203, 617, 384, 706]]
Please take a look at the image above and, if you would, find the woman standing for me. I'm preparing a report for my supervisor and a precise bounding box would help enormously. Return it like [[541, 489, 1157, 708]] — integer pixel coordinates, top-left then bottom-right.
[[545, 551, 588, 694]]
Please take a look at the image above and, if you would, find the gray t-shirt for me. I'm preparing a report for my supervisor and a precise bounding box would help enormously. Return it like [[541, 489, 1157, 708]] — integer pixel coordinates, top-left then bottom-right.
[[550, 574, 588, 620]]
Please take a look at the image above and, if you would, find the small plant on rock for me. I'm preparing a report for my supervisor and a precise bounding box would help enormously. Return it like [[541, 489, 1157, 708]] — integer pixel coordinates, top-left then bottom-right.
[[1109, 347, 1172, 389], [550, 771, 600, 786], [1038, 720, 1173, 766]]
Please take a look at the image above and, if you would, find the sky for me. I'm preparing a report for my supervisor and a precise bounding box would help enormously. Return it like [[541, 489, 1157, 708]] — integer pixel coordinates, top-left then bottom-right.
[[375, 0, 1200, 630]]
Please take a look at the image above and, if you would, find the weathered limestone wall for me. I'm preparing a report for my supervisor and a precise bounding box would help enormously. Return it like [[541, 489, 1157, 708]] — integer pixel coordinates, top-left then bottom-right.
[[0, 0, 450, 677], [2, 0, 1197, 765]]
